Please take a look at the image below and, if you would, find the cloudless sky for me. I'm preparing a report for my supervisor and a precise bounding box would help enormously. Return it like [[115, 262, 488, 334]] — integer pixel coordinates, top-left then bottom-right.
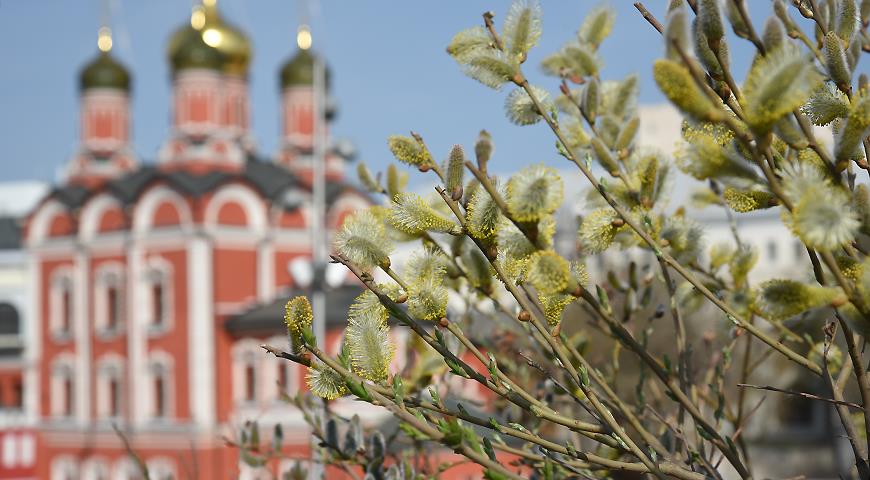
[[0, 1, 777, 185]]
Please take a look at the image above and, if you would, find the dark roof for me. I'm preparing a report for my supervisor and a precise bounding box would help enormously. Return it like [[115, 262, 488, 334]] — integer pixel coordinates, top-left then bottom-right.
[[0, 217, 22, 250], [225, 284, 363, 335], [46, 157, 366, 211]]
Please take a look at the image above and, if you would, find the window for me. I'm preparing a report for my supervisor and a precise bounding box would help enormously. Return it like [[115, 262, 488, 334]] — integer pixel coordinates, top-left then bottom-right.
[[96, 268, 124, 335], [107, 285, 120, 330], [0, 303, 22, 358], [96, 360, 124, 420], [767, 240, 777, 262], [51, 272, 74, 338], [154, 372, 166, 418], [152, 283, 164, 327], [277, 362, 288, 399], [61, 289, 71, 333], [244, 363, 256, 403], [0, 303, 19, 335], [109, 377, 120, 417], [51, 361, 75, 419], [63, 377, 73, 417], [146, 266, 171, 332], [148, 357, 172, 421]]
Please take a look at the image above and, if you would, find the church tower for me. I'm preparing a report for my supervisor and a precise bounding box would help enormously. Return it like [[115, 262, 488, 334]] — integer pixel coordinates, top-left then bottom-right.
[[276, 33, 347, 181], [160, 0, 252, 169], [66, 27, 136, 185]]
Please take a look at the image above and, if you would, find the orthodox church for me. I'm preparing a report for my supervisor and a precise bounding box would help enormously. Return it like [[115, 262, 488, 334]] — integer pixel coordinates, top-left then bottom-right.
[[20, 1, 376, 477]]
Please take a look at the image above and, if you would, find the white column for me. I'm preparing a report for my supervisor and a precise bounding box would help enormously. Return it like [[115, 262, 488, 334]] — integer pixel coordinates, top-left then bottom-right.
[[25, 254, 41, 425], [74, 248, 90, 424], [127, 242, 145, 426], [257, 239, 275, 302], [188, 234, 215, 426]]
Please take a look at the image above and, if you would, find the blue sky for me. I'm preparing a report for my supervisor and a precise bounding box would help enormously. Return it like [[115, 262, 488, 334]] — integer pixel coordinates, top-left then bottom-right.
[[0, 1, 775, 184]]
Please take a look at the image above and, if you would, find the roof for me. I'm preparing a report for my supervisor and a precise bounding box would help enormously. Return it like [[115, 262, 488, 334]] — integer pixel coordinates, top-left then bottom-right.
[[225, 284, 364, 335], [44, 157, 366, 211]]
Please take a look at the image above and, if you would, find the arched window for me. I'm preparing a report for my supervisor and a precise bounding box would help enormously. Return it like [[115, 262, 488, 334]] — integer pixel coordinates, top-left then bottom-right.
[[233, 341, 262, 405], [0, 303, 19, 335], [146, 457, 176, 480], [50, 271, 74, 339], [50, 359, 76, 419], [95, 266, 124, 335], [81, 458, 110, 480], [51, 456, 79, 480], [96, 358, 124, 420], [147, 354, 173, 421], [244, 361, 257, 403], [145, 260, 173, 334]]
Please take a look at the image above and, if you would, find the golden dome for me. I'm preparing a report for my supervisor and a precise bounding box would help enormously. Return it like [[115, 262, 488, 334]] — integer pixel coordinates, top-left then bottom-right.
[[167, 0, 252, 76]]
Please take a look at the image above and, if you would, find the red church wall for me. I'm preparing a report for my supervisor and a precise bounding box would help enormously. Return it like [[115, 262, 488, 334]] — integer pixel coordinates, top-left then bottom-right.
[[97, 206, 126, 232], [213, 248, 258, 422], [0, 370, 23, 409], [216, 201, 248, 226], [38, 258, 76, 418], [152, 201, 182, 227], [145, 249, 191, 421], [277, 210, 305, 229], [47, 213, 75, 237], [273, 251, 308, 289]]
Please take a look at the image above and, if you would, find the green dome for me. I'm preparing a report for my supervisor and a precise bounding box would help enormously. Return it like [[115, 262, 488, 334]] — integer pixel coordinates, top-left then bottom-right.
[[79, 52, 131, 91], [168, 26, 225, 72], [279, 49, 331, 89], [167, 2, 251, 76]]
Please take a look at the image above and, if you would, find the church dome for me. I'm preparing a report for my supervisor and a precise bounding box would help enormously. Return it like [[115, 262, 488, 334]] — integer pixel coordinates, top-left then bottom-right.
[[80, 28, 131, 91], [80, 52, 131, 91], [167, 0, 251, 76], [168, 26, 225, 72], [279, 49, 331, 89]]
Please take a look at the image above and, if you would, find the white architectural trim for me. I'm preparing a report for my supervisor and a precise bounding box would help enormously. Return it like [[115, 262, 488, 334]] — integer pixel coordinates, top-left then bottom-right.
[[203, 183, 267, 235], [132, 186, 193, 234], [232, 339, 262, 406], [25, 253, 40, 424], [146, 457, 177, 480], [187, 234, 215, 426], [50, 454, 79, 480], [146, 350, 175, 422], [80, 456, 110, 480], [95, 354, 125, 421], [26, 199, 68, 246], [49, 354, 76, 419], [79, 193, 123, 242], [257, 240, 275, 302], [127, 243, 144, 426], [74, 249, 90, 424]]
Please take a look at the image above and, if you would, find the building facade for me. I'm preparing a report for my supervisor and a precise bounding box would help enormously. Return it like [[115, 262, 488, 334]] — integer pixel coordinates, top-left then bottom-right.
[[22, 2, 375, 478]]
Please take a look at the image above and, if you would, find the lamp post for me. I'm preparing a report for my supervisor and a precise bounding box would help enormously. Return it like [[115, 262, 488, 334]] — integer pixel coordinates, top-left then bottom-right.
[[296, 19, 328, 479]]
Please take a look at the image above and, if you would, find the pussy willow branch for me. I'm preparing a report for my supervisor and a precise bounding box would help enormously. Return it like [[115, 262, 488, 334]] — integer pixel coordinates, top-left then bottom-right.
[[437, 157, 669, 479], [273, 344, 527, 480], [338, 254, 633, 451], [663, 2, 870, 473], [270, 341, 703, 479], [461, 132, 748, 474]]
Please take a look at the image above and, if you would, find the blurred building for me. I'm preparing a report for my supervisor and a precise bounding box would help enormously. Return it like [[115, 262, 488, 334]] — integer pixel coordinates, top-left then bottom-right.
[[19, 1, 380, 478], [0, 181, 46, 480]]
